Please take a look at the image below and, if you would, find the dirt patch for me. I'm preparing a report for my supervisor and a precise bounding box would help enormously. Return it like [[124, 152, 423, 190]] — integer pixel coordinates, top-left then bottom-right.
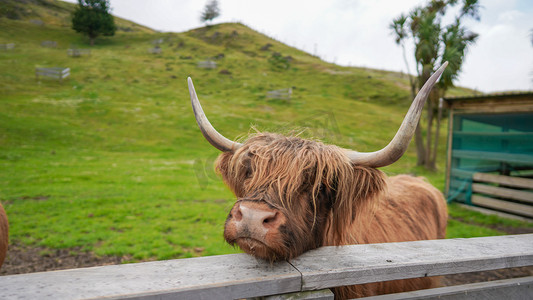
[[443, 266, 533, 286], [0, 241, 130, 276]]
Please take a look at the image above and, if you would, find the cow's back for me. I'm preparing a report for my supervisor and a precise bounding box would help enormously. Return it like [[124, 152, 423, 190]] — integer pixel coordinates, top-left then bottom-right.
[[354, 174, 447, 244], [336, 175, 447, 299]]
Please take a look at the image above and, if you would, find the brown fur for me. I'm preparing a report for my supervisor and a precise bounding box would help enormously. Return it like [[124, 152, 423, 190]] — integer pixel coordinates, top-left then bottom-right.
[[0, 203, 8, 269], [217, 133, 447, 298]]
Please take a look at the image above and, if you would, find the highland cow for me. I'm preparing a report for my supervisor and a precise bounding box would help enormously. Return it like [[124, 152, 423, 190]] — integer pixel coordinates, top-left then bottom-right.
[[188, 62, 448, 298]]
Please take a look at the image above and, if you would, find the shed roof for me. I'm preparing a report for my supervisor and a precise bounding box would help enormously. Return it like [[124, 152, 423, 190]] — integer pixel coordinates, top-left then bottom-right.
[[443, 91, 533, 103], [443, 92, 533, 113]]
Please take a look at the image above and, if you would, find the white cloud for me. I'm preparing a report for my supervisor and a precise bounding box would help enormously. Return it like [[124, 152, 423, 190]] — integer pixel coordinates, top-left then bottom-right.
[[497, 10, 524, 22]]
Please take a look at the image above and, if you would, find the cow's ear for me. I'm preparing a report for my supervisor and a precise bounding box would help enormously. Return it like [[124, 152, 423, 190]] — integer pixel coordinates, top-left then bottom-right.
[[325, 165, 386, 245], [215, 152, 240, 195], [215, 152, 231, 176]]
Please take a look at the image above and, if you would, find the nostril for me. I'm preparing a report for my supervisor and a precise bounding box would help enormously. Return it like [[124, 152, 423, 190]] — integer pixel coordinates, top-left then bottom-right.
[[233, 205, 243, 221], [262, 212, 278, 226], [235, 203, 280, 229]]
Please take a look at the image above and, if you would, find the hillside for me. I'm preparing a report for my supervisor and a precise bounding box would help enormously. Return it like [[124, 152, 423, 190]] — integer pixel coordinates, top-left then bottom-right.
[[0, 0, 153, 32], [0, 0, 496, 270]]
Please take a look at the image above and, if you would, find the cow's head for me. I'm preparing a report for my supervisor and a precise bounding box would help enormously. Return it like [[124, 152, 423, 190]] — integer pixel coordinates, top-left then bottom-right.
[[188, 62, 447, 261]]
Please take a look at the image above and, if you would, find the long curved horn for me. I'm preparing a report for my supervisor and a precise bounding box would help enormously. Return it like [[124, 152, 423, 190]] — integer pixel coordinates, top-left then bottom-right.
[[346, 62, 448, 167], [188, 77, 242, 152]]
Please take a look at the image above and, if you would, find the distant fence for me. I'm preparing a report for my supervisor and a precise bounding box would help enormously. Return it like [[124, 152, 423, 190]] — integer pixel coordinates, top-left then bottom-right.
[[198, 60, 217, 69], [35, 67, 70, 82], [267, 88, 292, 101], [67, 48, 91, 57], [41, 40, 57, 48], [471, 173, 533, 218], [148, 47, 162, 54], [0, 43, 15, 50], [1, 234, 532, 299]]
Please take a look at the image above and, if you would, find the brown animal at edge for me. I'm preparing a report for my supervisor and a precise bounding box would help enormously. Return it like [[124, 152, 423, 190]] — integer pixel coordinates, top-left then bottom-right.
[[188, 62, 449, 299], [0, 202, 8, 269]]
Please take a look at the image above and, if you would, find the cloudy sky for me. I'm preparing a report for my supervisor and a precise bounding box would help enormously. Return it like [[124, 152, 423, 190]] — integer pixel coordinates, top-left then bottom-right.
[[63, 0, 533, 93]]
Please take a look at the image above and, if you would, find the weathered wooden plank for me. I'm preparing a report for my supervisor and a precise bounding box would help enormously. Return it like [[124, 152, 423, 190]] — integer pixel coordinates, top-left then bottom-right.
[[263, 289, 334, 300], [198, 60, 217, 69], [267, 88, 292, 100], [290, 234, 533, 290], [449, 168, 476, 179], [359, 276, 533, 300], [3, 235, 533, 299], [471, 195, 533, 218], [453, 131, 533, 138], [0, 253, 301, 300], [448, 98, 533, 114], [41, 40, 57, 47], [68, 49, 91, 57], [452, 150, 533, 165], [473, 172, 533, 189], [148, 47, 162, 54], [444, 110, 455, 196], [472, 183, 533, 203], [0, 43, 15, 50], [457, 203, 533, 222], [35, 67, 70, 81]]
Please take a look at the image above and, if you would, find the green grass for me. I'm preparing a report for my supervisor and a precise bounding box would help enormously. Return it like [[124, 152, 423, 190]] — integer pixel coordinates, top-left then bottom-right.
[[0, 5, 528, 263], [448, 203, 533, 229]]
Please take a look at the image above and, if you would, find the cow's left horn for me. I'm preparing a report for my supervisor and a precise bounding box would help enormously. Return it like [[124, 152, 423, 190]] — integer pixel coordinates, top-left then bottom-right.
[[188, 77, 242, 152], [346, 62, 448, 167]]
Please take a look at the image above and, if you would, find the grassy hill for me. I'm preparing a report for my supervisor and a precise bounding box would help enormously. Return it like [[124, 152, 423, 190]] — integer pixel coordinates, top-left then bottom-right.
[[1, 1, 528, 266], [0, 0, 153, 32]]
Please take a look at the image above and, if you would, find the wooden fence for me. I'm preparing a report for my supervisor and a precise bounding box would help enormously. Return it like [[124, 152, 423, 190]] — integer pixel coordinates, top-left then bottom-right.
[[198, 60, 217, 69], [267, 88, 292, 101], [148, 47, 162, 54], [0, 43, 15, 50], [472, 173, 533, 218], [41, 40, 57, 48], [35, 67, 70, 82], [1, 234, 532, 299], [67, 48, 91, 57]]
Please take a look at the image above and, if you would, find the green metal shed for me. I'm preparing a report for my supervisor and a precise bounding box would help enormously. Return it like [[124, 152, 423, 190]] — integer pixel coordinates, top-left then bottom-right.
[[443, 92, 533, 219]]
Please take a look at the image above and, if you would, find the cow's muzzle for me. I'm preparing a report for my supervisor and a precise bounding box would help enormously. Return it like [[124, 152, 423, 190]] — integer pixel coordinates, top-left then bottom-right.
[[224, 200, 287, 260]]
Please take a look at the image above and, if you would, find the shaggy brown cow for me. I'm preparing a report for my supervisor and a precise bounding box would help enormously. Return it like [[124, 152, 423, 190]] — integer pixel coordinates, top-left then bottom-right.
[[188, 62, 448, 298], [0, 202, 8, 269]]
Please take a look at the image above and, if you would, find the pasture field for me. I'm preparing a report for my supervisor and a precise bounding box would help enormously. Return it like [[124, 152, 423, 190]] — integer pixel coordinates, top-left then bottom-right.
[[1, 3, 531, 269]]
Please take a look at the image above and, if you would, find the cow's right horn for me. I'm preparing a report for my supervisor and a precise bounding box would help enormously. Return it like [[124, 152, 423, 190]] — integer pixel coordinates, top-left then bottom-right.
[[188, 77, 242, 152], [346, 62, 448, 167]]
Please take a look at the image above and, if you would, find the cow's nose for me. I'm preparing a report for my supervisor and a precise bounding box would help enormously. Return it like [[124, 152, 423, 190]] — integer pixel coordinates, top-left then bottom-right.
[[235, 202, 280, 230]]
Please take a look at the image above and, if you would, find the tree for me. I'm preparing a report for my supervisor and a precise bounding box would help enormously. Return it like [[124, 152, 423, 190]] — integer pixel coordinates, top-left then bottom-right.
[[390, 0, 480, 170], [200, 0, 220, 25], [72, 0, 116, 46]]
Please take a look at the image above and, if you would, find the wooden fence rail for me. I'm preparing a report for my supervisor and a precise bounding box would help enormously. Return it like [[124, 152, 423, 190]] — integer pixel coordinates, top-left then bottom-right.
[[472, 172, 533, 218], [1, 234, 532, 299], [198, 60, 217, 69], [35, 67, 70, 82], [267, 88, 292, 101], [41, 40, 57, 48], [148, 47, 162, 54], [0, 43, 15, 50], [67, 48, 91, 57]]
